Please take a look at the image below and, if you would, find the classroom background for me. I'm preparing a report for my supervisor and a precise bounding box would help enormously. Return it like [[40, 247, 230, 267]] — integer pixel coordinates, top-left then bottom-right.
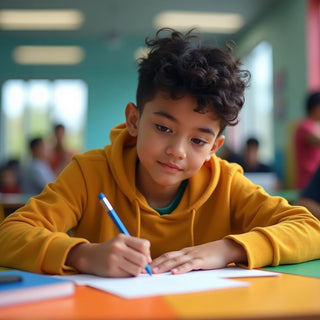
[[0, 0, 319, 195]]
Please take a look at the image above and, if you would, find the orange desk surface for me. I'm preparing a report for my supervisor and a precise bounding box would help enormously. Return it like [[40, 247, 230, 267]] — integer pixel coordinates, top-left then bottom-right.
[[1, 273, 320, 320]]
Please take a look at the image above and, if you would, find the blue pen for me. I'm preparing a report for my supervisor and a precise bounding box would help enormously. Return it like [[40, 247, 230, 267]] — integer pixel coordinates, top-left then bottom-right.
[[98, 192, 152, 276]]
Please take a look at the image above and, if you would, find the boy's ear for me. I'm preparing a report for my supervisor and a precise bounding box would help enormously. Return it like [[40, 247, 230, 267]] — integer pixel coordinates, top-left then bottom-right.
[[125, 103, 139, 137], [207, 135, 225, 160]]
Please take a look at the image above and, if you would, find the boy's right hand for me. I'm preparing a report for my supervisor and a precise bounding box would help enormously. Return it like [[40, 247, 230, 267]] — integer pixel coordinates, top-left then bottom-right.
[[66, 234, 152, 277]]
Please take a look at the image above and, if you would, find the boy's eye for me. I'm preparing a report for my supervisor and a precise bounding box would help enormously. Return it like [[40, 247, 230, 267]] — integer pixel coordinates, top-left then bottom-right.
[[191, 138, 206, 146], [156, 124, 171, 133]]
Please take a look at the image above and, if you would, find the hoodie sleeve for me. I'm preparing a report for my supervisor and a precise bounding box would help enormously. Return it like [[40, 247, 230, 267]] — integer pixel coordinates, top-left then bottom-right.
[[0, 157, 90, 275], [224, 171, 320, 268]]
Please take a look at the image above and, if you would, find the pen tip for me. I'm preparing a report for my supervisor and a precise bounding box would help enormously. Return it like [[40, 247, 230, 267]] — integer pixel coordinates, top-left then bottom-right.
[[146, 265, 152, 276], [98, 193, 105, 200]]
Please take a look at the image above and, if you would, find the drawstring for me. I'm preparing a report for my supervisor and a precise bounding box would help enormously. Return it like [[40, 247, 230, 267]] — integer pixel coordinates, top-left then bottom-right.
[[133, 199, 141, 238], [190, 209, 196, 246]]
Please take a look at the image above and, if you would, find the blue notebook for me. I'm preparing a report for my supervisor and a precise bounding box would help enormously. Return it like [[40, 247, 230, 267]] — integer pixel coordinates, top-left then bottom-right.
[[0, 270, 74, 307]]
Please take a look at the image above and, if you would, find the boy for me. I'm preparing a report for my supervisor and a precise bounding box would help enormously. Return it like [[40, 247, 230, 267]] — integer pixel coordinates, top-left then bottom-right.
[[20, 137, 55, 195], [0, 29, 319, 277]]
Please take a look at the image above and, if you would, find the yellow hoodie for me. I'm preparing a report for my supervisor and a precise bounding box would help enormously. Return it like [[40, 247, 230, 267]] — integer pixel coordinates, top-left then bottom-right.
[[0, 124, 320, 275]]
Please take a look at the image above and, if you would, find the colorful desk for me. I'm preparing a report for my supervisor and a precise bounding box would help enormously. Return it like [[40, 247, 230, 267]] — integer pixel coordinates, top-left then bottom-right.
[[270, 189, 299, 204], [1, 260, 320, 320]]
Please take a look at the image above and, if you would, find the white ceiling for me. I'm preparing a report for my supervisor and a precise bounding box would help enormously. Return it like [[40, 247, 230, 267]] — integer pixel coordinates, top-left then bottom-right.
[[0, 0, 279, 44]]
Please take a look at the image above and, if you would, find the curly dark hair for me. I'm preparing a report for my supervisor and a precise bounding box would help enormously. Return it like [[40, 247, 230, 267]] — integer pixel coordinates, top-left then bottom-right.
[[136, 28, 250, 133], [306, 91, 320, 114]]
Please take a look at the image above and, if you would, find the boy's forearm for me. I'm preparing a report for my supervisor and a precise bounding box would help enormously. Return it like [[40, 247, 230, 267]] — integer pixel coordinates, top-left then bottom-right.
[[223, 239, 248, 265], [66, 243, 92, 273], [66, 239, 248, 275]]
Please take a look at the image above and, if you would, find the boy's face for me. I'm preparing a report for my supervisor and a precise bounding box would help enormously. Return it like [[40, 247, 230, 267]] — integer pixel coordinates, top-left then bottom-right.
[[126, 92, 225, 192]]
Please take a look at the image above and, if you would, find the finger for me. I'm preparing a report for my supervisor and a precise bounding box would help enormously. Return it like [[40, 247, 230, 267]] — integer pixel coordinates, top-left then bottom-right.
[[108, 245, 147, 277], [118, 257, 146, 277], [126, 237, 152, 267], [151, 251, 180, 272], [151, 251, 191, 273], [171, 258, 203, 275], [111, 257, 142, 277], [123, 235, 151, 256], [108, 236, 150, 276], [151, 251, 182, 267], [113, 234, 151, 262], [123, 246, 150, 271], [104, 251, 141, 277]]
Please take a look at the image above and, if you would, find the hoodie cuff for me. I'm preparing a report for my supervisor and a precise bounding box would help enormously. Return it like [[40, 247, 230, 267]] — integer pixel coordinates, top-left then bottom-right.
[[42, 233, 89, 275], [225, 230, 274, 268]]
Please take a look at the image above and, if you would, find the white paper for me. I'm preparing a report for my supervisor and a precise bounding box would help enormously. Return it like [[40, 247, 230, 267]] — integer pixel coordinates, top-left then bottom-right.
[[196, 267, 281, 278], [55, 267, 279, 299]]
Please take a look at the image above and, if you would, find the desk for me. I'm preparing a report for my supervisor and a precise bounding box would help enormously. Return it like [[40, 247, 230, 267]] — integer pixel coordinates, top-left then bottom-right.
[[270, 189, 299, 204], [1, 262, 320, 320], [0, 193, 31, 217]]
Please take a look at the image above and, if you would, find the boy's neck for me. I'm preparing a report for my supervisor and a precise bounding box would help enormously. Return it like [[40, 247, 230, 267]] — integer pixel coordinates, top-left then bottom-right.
[[144, 187, 180, 208], [136, 164, 182, 209]]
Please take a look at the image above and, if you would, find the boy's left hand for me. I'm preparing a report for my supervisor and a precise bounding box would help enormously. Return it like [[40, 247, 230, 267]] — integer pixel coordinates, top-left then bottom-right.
[[150, 239, 247, 274]]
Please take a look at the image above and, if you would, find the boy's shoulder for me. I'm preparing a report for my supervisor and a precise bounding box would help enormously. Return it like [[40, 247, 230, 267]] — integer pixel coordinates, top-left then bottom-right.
[[73, 148, 108, 163], [214, 155, 244, 174]]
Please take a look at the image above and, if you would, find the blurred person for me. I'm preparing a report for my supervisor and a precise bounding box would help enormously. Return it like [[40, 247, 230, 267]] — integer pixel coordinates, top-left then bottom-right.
[[295, 91, 320, 189], [21, 137, 55, 195], [6, 158, 22, 187], [218, 145, 242, 164], [6, 158, 20, 174], [241, 137, 272, 173], [297, 166, 320, 220], [0, 163, 21, 194], [50, 124, 76, 176], [240, 137, 280, 192]]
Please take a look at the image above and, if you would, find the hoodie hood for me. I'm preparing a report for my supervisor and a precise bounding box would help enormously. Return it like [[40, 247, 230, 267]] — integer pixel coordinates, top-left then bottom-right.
[[106, 123, 138, 201], [105, 123, 228, 213]]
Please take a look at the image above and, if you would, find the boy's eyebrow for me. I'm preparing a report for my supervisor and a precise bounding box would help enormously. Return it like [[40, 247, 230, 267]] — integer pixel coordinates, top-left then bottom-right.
[[198, 127, 216, 137], [153, 111, 176, 121], [153, 111, 216, 137]]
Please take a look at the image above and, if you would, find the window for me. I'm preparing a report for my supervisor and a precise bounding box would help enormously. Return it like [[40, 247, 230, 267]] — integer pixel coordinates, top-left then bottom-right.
[[0, 79, 87, 161], [225, 41, 274, 164]]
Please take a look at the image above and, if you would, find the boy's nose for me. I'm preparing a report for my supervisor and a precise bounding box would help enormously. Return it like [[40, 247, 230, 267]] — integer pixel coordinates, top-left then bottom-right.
[[166, 138, 187, 159]]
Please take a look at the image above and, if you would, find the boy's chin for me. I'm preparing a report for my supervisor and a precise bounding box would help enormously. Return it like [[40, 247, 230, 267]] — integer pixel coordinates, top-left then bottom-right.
[[152, 178, 184, 188]]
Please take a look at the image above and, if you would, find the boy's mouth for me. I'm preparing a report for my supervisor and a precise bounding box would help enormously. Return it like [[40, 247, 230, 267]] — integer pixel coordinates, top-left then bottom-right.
[[158, 161, 182, 172]]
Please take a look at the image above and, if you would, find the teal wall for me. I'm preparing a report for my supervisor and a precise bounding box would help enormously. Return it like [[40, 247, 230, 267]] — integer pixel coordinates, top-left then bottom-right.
[[82, 38, 142, 149], [0, 35, 145, 151]]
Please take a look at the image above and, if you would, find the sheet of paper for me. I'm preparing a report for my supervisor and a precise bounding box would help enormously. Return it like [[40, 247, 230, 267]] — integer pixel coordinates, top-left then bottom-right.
[[199, 267, 281, 278], [55, 267, 279, 299]]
